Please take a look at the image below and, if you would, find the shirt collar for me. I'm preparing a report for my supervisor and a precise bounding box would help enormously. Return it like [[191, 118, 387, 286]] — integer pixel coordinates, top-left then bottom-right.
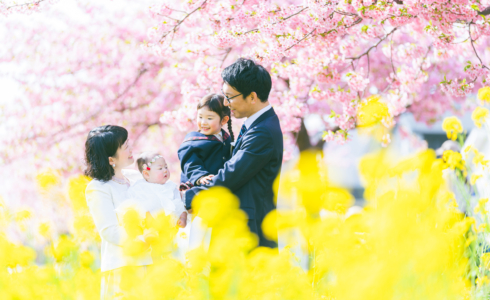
[[214, 131, 223, 142], [244, 105, 272, 129]]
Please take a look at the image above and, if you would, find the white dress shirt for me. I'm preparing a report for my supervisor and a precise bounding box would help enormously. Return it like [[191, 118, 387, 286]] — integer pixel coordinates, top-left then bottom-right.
[[85, 169, 153, 272], [214, 131, 223, 142], [244, 104, 272, 129]]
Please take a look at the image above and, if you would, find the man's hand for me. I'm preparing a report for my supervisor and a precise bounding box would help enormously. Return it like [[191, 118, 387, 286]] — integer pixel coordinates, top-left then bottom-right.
[[197, 174, 214, 185]]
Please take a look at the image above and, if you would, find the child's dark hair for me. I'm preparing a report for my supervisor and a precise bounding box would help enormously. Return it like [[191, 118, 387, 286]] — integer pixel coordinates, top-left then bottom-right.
[[197, 94, 234, 141]]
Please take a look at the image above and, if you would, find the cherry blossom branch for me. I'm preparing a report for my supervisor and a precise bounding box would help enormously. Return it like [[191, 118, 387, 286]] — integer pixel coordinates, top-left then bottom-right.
[[284, 28, 317, 52], [479, 6, 490, 15], [220, 48, 232, 68], [22, 68, 148, 142], [346, 27, 398, 61], [345, 17, 363, 29], [418, 45, 432, 74], [132, 122, 161, 144], [159, 0, 208, 42], [243, 7, 309, 35], [362, 53, 371, 98], [334, 10, 358, 17], [469, 23, 490, 70], [367, 52, 371, 78], [4, 0, 44, 9], [277, 7, 309, 23], [389, 0, 490, 14], [389, 32, 396, 76]]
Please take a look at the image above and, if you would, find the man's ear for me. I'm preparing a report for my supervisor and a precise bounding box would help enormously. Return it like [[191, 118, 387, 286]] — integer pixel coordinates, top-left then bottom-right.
[[249, 92, 258, 104], [142, 170, 150, 179], [221, 115, 230, 126]]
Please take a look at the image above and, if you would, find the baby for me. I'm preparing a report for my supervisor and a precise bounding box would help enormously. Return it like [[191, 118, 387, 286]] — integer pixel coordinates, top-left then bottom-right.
[[118, 152, 188, 228]]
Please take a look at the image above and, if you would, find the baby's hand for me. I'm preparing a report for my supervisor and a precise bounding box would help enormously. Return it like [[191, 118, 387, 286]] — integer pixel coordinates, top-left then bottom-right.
[[177, 212, 188, 228], [198, 175, 215, 185]]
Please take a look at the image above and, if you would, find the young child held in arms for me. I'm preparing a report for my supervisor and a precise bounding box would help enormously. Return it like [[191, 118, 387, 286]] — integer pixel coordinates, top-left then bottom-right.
[[118, 152, 187, 228], [178, 94, 234, 189]]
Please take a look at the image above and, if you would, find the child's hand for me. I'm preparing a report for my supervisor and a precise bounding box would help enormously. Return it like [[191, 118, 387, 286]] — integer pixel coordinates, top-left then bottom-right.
[[177, 212, 188, 228], [197, 175, 214, 185]]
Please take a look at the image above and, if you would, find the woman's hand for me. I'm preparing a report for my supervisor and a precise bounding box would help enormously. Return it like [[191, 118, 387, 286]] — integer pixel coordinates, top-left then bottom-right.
[[197, 175, 214, 185]]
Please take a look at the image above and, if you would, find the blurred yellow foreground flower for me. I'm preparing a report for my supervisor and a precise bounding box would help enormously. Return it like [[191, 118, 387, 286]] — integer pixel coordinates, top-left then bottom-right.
[[442, 116, 463, 140], [478, 86, 490, 102], [472, 106, 489, 128], [0, 149, 482, 299]]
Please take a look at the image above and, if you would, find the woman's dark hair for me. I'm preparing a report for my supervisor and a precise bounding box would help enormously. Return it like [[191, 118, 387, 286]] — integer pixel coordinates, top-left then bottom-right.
[[221, 58, 272, 102], [84, 125, 128, 182], [197, 94, 234, 142]]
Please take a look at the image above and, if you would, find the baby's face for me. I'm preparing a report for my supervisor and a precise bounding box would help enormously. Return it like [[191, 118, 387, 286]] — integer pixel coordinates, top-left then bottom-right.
[[145, 157, 170, 184]]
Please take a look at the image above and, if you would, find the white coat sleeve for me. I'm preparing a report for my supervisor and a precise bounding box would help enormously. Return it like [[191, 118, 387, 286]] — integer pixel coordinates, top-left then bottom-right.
[[85, 181, 128, 246], [171, 186, 187, 217]]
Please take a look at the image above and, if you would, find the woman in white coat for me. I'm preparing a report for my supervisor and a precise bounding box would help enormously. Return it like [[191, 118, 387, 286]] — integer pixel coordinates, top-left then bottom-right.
[[84, 125, 152, 299]]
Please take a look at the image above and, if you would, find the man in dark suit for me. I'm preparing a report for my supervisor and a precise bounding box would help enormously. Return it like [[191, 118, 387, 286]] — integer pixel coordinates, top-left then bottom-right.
[[184, 58, 283, 248]]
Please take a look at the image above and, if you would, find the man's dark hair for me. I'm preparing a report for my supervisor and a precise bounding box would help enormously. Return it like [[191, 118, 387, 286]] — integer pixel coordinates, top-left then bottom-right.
[[221, 58, 272, 102]]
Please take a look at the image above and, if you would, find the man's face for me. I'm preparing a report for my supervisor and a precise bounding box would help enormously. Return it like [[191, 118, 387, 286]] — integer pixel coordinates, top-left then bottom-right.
[[222, 82, 253, 119]]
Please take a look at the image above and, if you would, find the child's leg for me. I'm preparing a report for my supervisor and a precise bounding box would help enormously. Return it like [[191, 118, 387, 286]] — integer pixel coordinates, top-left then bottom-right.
[[177, 212, 188, 228]]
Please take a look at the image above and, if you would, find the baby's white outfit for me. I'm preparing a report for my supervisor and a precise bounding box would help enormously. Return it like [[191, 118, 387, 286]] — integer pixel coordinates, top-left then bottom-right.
[[116, 179, 186, 224]]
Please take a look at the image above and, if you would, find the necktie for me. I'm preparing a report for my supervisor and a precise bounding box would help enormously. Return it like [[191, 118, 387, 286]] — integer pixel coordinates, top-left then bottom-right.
[[235, 124, 247, 146]]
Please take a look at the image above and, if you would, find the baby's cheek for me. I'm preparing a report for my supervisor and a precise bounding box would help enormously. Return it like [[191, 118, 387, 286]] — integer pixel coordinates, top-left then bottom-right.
[[155, 172, 165, 181]]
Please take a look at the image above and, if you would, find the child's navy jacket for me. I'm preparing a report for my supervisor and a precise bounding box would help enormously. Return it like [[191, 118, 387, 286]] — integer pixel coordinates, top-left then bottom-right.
[[178, 129, 232, 186]]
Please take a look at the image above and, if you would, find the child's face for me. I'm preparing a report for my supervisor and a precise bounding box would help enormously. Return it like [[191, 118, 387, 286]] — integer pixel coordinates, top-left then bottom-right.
[[197, 106, 227, 135], [144, 157, 170, 184]]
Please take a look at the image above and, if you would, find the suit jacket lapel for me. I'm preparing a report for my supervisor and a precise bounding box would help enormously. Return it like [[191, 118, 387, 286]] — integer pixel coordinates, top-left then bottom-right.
[[232, 108, 277, 155]]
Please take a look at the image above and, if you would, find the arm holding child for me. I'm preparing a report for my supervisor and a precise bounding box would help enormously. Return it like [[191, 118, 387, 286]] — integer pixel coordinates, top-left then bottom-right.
[[178, 142, 213, 186]]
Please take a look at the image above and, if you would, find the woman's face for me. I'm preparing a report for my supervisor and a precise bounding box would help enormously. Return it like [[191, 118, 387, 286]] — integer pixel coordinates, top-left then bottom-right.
[[113, 139, 134, 168], [144, 157, 170, 184], [197, 106, 228, 135]]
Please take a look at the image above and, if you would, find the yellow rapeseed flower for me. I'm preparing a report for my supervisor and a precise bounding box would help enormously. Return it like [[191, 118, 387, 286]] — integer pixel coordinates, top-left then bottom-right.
[[473, 150, 489, 168], [477, 276, 490, 287], [482, 253, 490, 269], [35, 170, 60, 191], [356, 95, 391, 127], [478, 86, 490, 102], [476, 223, 487, 233], [38, 222, 51, 238], [442, 150, 466, 172], [442, 116, 463, 140], [472, 106, 489, 128], [471, 174, 482, 185], [14, 209, 32, 222], [68, 175, 91, 212], [79, 250, 95, 268], [474, 198, 489, 215]]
